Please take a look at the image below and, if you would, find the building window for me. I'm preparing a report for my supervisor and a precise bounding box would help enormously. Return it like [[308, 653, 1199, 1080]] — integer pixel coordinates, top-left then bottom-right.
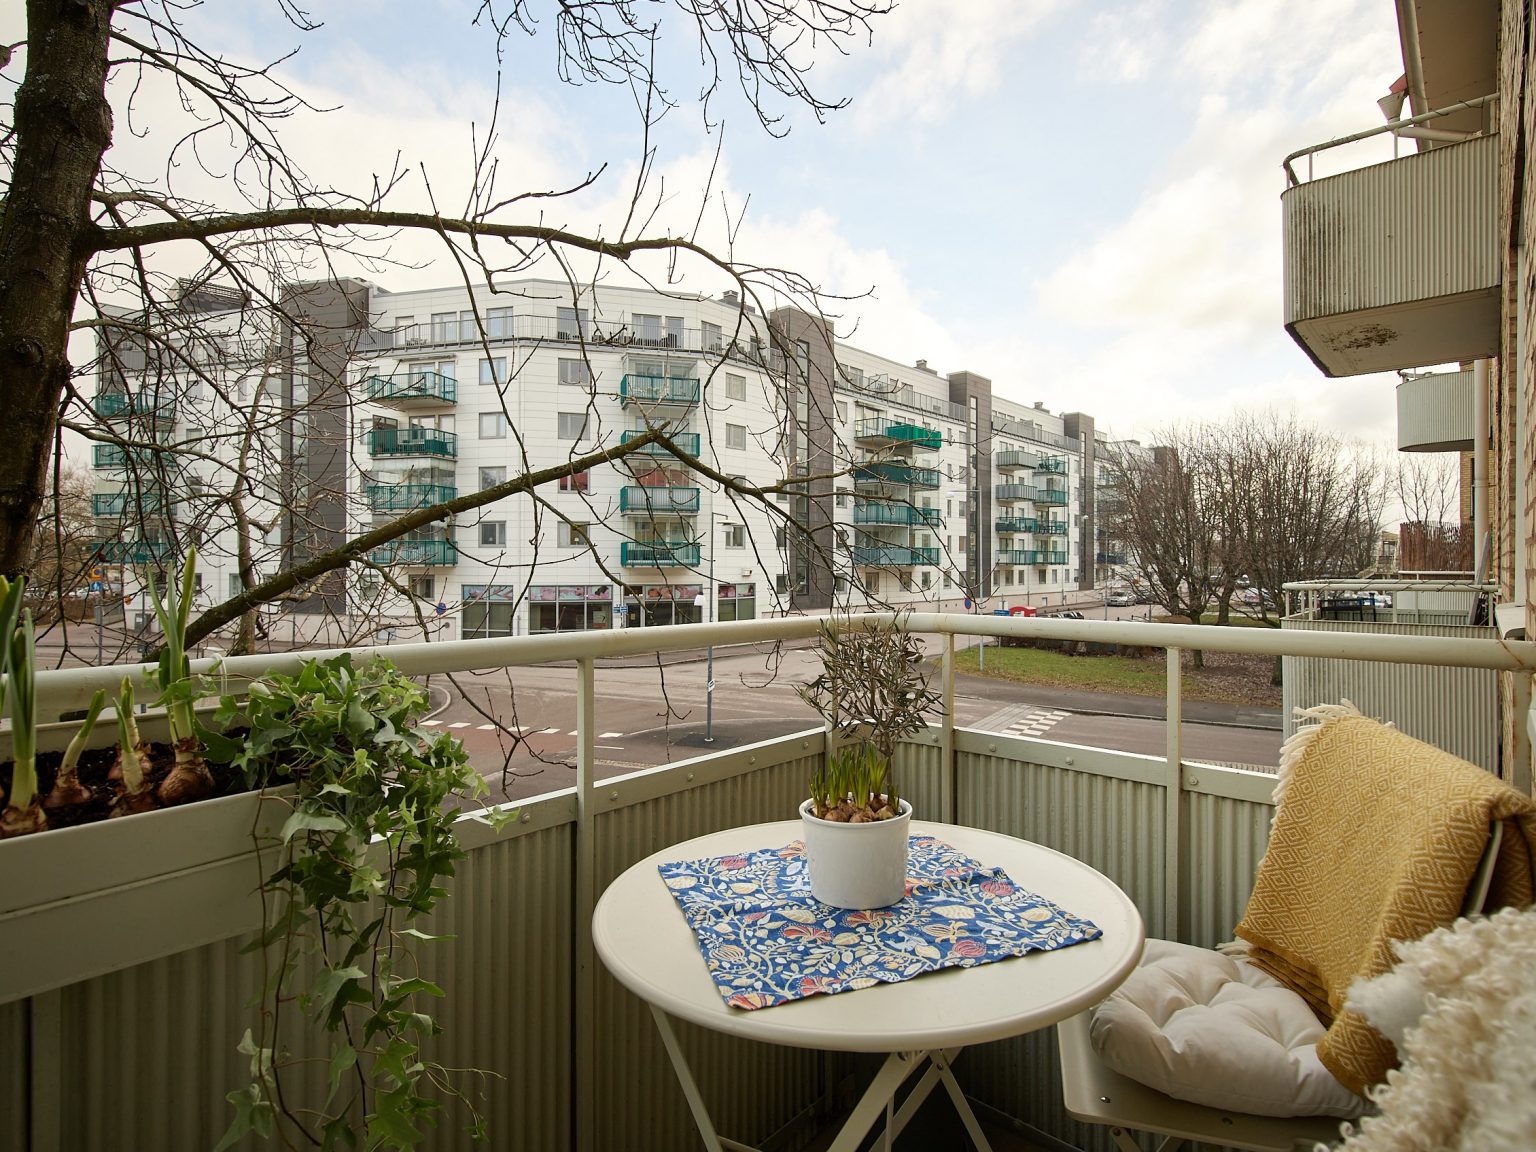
[[714, 581, 755, 621], [480, 412, 507, 439], [724, 423, 747, 450], [558, 522, 589, 547], [942, 572, 952, 588], [723, 523, 745, 548], [866, 571, 881, 595], [459, 311, 480, 341], [479, 358, 508, 387], [836, 401, 848, 422], [725, 373, 746, 400], [558, 358, 592, 386], [228, 573, 244, 598], [921, 571, 932, 589], [702, 321, 722, 351], [558, 411, 588, 440], [430, 312, 457, 342], [479, 520, 507, 547], [556, 306, 588, 340], [408, 575, 434, 599], [522, 584, 615, 634], [835, 491, 848, 508], [485, 307, 513, 339], [559, 471, 589, 493], [479, 466, 506, 489], [632, 313, 683, 347]]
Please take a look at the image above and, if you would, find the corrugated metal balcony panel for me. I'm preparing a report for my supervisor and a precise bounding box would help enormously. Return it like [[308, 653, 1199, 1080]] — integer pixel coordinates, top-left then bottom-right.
[[1282, 617, 1499, 770], [1181, 788, 1273, 949], [1283, 133, 1499, 376], [1397, 370, 1475, 451], [0, 1000, 22, 1152]]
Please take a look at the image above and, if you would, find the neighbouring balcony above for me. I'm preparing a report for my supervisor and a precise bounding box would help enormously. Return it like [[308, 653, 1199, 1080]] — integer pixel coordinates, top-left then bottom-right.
[[1034, 456, 1067, 475], [618, 486, 701, 516], [92, 392, 177, 425], [996, 548, 1067, 565], [853, 501, 940, 528], [995, 484, 1038, 503], [994, 516, 1066, 536], [92, 443, 169, 470], [92, 490, 172, 517], [366, 483, 457, 513], [367, 533, 456, 567], [620, 540, 701, 567], [620, 429, 701, 456], [94, 539, 173, 564], [853, 461, 941, 490], [1397, 370, 1474, 452], [993, 449, 1040, 473], [619, 375, 701, 412], [853, 417, 943, 453], [364, 370, 457, 408], [1282, 131, 1499, 376], [366, 426, 458, 460], [850, 544, 939, 567], [1036, 487, 1068, 506]]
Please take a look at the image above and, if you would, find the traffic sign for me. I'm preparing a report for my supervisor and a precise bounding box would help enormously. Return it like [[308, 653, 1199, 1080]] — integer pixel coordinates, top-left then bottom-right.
[[89, 581, 103, 593], [88, 566, 105, 581], [706, 679, 716, 693], [435, 601, 448, 616]]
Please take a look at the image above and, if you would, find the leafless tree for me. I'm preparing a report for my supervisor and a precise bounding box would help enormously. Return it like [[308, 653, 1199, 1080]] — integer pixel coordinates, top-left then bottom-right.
[[3, 0, 899, 659]]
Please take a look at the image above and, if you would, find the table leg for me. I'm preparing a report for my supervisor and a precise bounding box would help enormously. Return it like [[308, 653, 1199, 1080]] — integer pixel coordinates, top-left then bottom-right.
[[867, 1048, 995, 1152], [822, 1051, 925, 1152], [648, 1005, 758, 1152]]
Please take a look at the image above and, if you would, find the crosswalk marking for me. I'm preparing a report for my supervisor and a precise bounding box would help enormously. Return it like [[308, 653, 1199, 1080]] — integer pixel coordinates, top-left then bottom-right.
[[421, 719, 443, 726], [476, 723, 496, 730], [1005, 708, 1071, 738], [448, 722, 470, 729], [599, 731, 624, 738]]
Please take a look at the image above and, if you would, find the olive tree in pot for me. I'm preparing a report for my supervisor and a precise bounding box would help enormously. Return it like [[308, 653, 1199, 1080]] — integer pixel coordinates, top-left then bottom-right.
[[795, 619, 944, 909]]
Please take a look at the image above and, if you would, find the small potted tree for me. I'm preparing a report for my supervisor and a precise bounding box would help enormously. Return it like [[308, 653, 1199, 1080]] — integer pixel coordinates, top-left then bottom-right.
[[796, 619, 944, 908]]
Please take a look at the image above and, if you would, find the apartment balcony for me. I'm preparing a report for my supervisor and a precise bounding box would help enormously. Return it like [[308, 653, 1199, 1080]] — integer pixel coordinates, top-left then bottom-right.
[[366, 426, 459, 460], [1397, 370, 1474, 452], [1034, 456, 1067, 475], [365, 483, 457, 513], [93, 539, 173, 564], [91, 491, 172, 517], [1096, 551, 1127, 566], [1035, 519, 1067, 537], [619, 429, 701, 456], [995, 484, 1039, 503], [850, 544, 939, 567], [367, 534, 456, 566], [1035, 488, 1068, 506], [997, 549, 1067, 566], [854, 501, 941, 528], [853, 461, 941, 489], [92, 392, 177, 425], [92, 443, 168, 470], [853, 417, 943, 453], [619, 375, 701, 413], [994, 449, 1039, 473], [4, 614, 1522, 1152], [1282, 132, 1499, 376], [618, 486, 701, 516], [620, 540, 701, 567], [364, 369, 457, 408]]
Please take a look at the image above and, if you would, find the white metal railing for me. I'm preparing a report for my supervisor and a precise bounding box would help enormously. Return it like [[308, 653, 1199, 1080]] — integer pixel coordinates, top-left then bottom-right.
[[1283, 578, 1496, 624], [1282, 93, 1499, 185]]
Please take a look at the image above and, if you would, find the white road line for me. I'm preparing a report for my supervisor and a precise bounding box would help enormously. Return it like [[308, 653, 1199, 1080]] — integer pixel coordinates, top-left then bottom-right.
[[476, 723, 496, 730], [599, 731, 625, 738], [421, 719, 443, 726], [448, 722, 470, 729], [540, 727, 561, 734]]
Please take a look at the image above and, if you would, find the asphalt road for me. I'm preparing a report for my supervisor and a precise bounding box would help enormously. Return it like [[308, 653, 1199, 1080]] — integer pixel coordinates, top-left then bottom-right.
[[423, 637, 1282, 805]]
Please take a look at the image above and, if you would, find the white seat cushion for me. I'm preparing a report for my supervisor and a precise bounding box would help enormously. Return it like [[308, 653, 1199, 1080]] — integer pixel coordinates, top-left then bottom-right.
[[1088, 939, 1368, 1119]]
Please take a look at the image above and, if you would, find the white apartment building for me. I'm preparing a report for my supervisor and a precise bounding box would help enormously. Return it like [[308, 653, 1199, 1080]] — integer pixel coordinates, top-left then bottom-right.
[[89, 277, 1109, 640]]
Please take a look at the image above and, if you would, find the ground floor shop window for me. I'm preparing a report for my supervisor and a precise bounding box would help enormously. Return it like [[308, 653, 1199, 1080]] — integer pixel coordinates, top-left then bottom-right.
[[624, 583, 703, 627], [528, 584, 612, 633], [715, 582, 756, 621]]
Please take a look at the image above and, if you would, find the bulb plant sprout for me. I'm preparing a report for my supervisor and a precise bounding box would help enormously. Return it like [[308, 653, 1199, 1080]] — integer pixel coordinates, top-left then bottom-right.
[[148, 547, 213, 805], [44, 688, 107, 812], [111, 677, 156, 818], [0, 602, 42, 838]]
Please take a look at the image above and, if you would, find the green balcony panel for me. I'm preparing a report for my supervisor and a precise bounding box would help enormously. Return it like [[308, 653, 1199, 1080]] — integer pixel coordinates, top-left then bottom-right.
[[854, 418, 943, 452], [850, 545, 938, 567], [92, 444, 167, 469], [365, 370, 457, 406], [620, 375, 701, 407], [367, 427, 459, 459], [1034, 456, 1067, 474], [854, 462, 941, 489], [620, 429, 701, 456], [619, 486, 701, 515], [367, 537, 456, 566], [93, 393, 177, 423], [95, 540, 173, 564], [620, 541, 701, 567], [92, 492, 171, 516], [1036, 488, 1068, 505], [1035, 520, 1067, 536], [366, 483, 457, 512], [854, 502, 940, 528]]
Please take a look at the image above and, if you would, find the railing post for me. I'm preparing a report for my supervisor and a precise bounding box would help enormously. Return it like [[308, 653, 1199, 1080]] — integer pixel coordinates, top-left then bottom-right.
[[1511, 670, 1533, 796], [941, 632, 956, 824], [574, 656, 597, 1152], [1164, 647, 1184, 942]]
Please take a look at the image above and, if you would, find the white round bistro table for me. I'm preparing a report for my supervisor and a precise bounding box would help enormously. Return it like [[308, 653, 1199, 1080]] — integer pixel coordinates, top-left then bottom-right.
[[592, 820, 1145, 1152]]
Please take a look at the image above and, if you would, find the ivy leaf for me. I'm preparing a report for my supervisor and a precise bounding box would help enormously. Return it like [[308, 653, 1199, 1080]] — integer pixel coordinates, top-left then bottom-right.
[[281, 809, 350, 843], [325, 1043, 359, 1105]]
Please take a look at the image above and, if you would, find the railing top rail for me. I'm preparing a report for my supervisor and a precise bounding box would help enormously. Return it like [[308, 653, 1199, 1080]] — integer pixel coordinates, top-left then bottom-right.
[[1282, 93, 1498, 186], [28, 611, 1536, 722], [1283, 579, 1497, 592]]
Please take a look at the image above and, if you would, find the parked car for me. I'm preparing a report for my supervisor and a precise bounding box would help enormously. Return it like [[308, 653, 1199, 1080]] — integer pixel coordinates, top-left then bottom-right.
[[1105, 590, 1135, 607]]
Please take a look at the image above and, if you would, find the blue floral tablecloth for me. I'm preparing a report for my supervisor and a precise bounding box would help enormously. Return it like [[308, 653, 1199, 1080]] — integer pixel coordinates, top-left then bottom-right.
[[657, 834, 1102, 1010]]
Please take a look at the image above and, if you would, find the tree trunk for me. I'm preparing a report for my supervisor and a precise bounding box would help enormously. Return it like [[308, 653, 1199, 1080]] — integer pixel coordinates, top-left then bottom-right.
[[0, 1, 115, 577]]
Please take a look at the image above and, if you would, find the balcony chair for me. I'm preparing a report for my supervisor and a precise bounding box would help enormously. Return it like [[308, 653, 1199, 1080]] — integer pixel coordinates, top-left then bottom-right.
[[1057, 702, 1536, 1152]]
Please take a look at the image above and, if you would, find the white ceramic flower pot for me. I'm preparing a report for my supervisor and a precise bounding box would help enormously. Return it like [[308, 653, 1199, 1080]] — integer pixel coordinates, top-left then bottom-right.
[[799, 797, 912, 909]]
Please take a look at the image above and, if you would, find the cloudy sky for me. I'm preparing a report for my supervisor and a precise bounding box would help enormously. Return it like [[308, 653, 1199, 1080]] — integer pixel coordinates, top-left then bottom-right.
[[19, 0, 1412, 446]]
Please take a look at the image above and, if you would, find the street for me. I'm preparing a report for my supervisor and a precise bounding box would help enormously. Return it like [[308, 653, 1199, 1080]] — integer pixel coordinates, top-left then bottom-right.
[[423, 638, 1282, 804]]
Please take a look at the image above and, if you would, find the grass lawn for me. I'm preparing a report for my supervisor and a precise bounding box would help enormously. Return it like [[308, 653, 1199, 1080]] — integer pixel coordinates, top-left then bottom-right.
[[953, 640, 1280, 706]]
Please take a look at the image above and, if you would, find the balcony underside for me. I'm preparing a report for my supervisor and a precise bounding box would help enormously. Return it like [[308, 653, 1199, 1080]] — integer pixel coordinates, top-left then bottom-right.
[[1287, 288, 1498, 377]]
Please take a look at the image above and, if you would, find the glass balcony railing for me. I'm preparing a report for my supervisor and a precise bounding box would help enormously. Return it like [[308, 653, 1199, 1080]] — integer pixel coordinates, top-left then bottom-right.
[[1035, 456, 1067, 474], [618, 487, 701, 515], [1036, 488, 1069, 506], [620, 429, 701, 456], [850, 545, 939, 567], [364, 370, 457, 406], [366, 483, 457, 512], [1096, 551, 1127, 565], [853, 502, 941, 528], [854, 418, 943, 452], [619, 376, 701, 408], [620, 541, 701, 567], [853, 462, 941, 489], [367, 535, 456, 566], [94, 539, 173, 564], [93, 393, 177, 423], [92, 491, 172, 517], [366, 427, 459, 459], [92, 444, 167, 469], [995, 548, 1067, 565]]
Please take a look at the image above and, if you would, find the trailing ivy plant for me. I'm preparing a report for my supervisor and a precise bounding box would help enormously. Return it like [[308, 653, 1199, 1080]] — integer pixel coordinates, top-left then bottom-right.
[[207, 653, 505, 1151]]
